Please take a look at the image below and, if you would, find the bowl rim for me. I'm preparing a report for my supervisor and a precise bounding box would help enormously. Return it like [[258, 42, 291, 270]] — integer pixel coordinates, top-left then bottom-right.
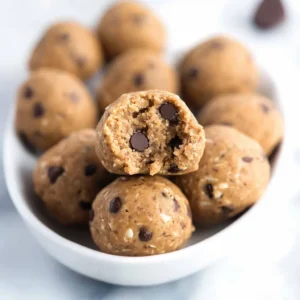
[[3, 63, 290, 266]]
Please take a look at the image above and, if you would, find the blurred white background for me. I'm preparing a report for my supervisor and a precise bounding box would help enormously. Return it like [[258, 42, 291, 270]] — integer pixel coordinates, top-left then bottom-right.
[[1, 0, 300, 299]]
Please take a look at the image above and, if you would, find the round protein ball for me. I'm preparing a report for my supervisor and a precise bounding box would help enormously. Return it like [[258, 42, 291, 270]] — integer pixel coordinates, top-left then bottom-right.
[[95, 90, 205, 176], [29, 21, 103, 80], [90, 176, 194, 256], [175, 125, 270, 227], [33, 129, 113, 226], [97, 2, 166, 60], [180, 35, 258, 109], [15, 68, 97, 153], [96, 49, 178, 113], [197, 93, 284, 156]]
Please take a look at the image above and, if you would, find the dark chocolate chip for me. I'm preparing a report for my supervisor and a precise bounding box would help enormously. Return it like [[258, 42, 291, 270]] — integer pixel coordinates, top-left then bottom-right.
[[109, 197, 122, 213], [204, 183, 214, 199], [89, 209, 94, 222], [159, 103, 178, 123], [84, 164, 97, 176], [187, 67, 199, 79], [161, 192, 167, 198], [173, 198, 180, 212], [76, 56, 86, 68], [139, 227, 153, 242], [129, 132, 149, 152], [261, 103, 270, 113], [242, 157, 253, 163], [254, 0, 285, 29], [33, 102, 44, 118], [18, 131, 36, 153], [47, 166, 64, 184], [168, 135, 183, 151], [168, 164, 181, 173], [24, 86, 33, 99], [221, 205, 235, 214], [69, 91, 79, 103], [133, 73, 144, 87], [132, 112, 139, 118], [79, 201, 92, 211]]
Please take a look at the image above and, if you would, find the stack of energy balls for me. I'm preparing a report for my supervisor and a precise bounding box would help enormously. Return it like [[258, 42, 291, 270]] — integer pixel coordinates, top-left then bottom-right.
[[15, 1, 283, 256]]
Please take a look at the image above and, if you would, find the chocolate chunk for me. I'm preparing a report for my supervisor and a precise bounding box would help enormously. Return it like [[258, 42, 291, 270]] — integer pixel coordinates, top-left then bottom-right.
[[79, 201, 92, 211], [139, 227, 153, 242], [187, 67, 199, 79], [204, 183, 214, 199], [84, 164, 97, 176], [109, 197, 122, 213], [47, 166, 64, 184], [69, 91, 79, 103], [161, 192, 167, 197], [133, 73, 144, 87], [24, 86, 33, 99], [33, 102, 44, 118], [159, 103, 179, 123], [168, 135, 183, 151], [76, 56, 86, 68], [130, 132, 149, 152], [173, 198, 180, 212], [89, 209, 94, 222], [261, 103, 270, 113], [221, 205, 235, 214], [18, 131, 36, 154], [254, 0, 285, 29], [168, 164, 180, 173], [242, 156, 253, 163]]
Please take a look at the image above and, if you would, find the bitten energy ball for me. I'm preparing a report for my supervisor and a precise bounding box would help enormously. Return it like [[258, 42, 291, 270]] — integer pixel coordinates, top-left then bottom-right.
[[90, 176, 194, 256], [197, 93, 283, 156], [96, 49, 178, 113], [175, 125, 270, 227], [97, 2, 166, 59], [29, 21, 103, 80], [33, 129, 113, 226], [95, 90, 205, 175], [180, 35, 258, 109], [15, 69, 97, 152]]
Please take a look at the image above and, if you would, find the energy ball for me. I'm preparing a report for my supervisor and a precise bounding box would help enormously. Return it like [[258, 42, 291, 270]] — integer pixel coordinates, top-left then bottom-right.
[[175, 125, 270, 227], [29, 21, 103, 80], [95, 90, 205, 175], [33, 129, 113, 226], [197, 93, 284, 156], [97, 2, 166, 59], [180, 35, 258, 109], [90, 176, 194, 256], [15, 68, 97, 153], [96, 49, 178, 113]]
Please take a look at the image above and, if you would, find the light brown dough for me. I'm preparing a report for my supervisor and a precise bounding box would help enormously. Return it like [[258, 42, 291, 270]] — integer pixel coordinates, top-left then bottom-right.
[[97, 2, 166, 59], [33, 129, 113, 226], [15, 68, 97, 152], [29, 21, 103, 80], [175, 125, 270, 227], [180, 35, 258, 109], [96, 49, 178, 113], [95, 90, 205, 175], [90, 176, 194, 256], [197, 93, 284, 155]]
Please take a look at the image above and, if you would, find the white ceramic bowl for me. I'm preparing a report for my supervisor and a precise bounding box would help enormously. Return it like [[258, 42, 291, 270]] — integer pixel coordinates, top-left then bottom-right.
[[3, 61, 290, 286]]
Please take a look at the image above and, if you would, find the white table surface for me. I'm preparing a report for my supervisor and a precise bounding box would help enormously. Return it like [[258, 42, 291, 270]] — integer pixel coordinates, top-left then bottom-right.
[[1, 0, 300, 299]]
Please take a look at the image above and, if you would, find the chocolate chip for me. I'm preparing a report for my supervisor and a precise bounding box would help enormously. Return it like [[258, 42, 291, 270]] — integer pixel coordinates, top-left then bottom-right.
[[89, 209, 94, 222], [59, 32, 69, 41], [187, 67, 199, 79], [69, 91, 79, 103], [221, 205, 235, 214], [204, 183, 214, 199], [79, 201, 91, 211], [173, 199, 180, 212], [161, 192, 167, 197], [76, 56, 86, 68], [109, 197, 122, 213], [261, 103, 270, 113], [84, 164, 97, 176], [168, 135, 183, 151], [254, 0, 285, 29], [24, 86, 33, 99], [242, 157, 253, 163], [33, 102, 44, 118], [139, 227, 153, 242], [133, 73, 144, 86], [130, 132, 149, 152], [168, 164, 181, 173], [146, 159, 154, 165], [47, 166, 64, 184], [18, 131, 36, 153], [159, 103, 179, 124]]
